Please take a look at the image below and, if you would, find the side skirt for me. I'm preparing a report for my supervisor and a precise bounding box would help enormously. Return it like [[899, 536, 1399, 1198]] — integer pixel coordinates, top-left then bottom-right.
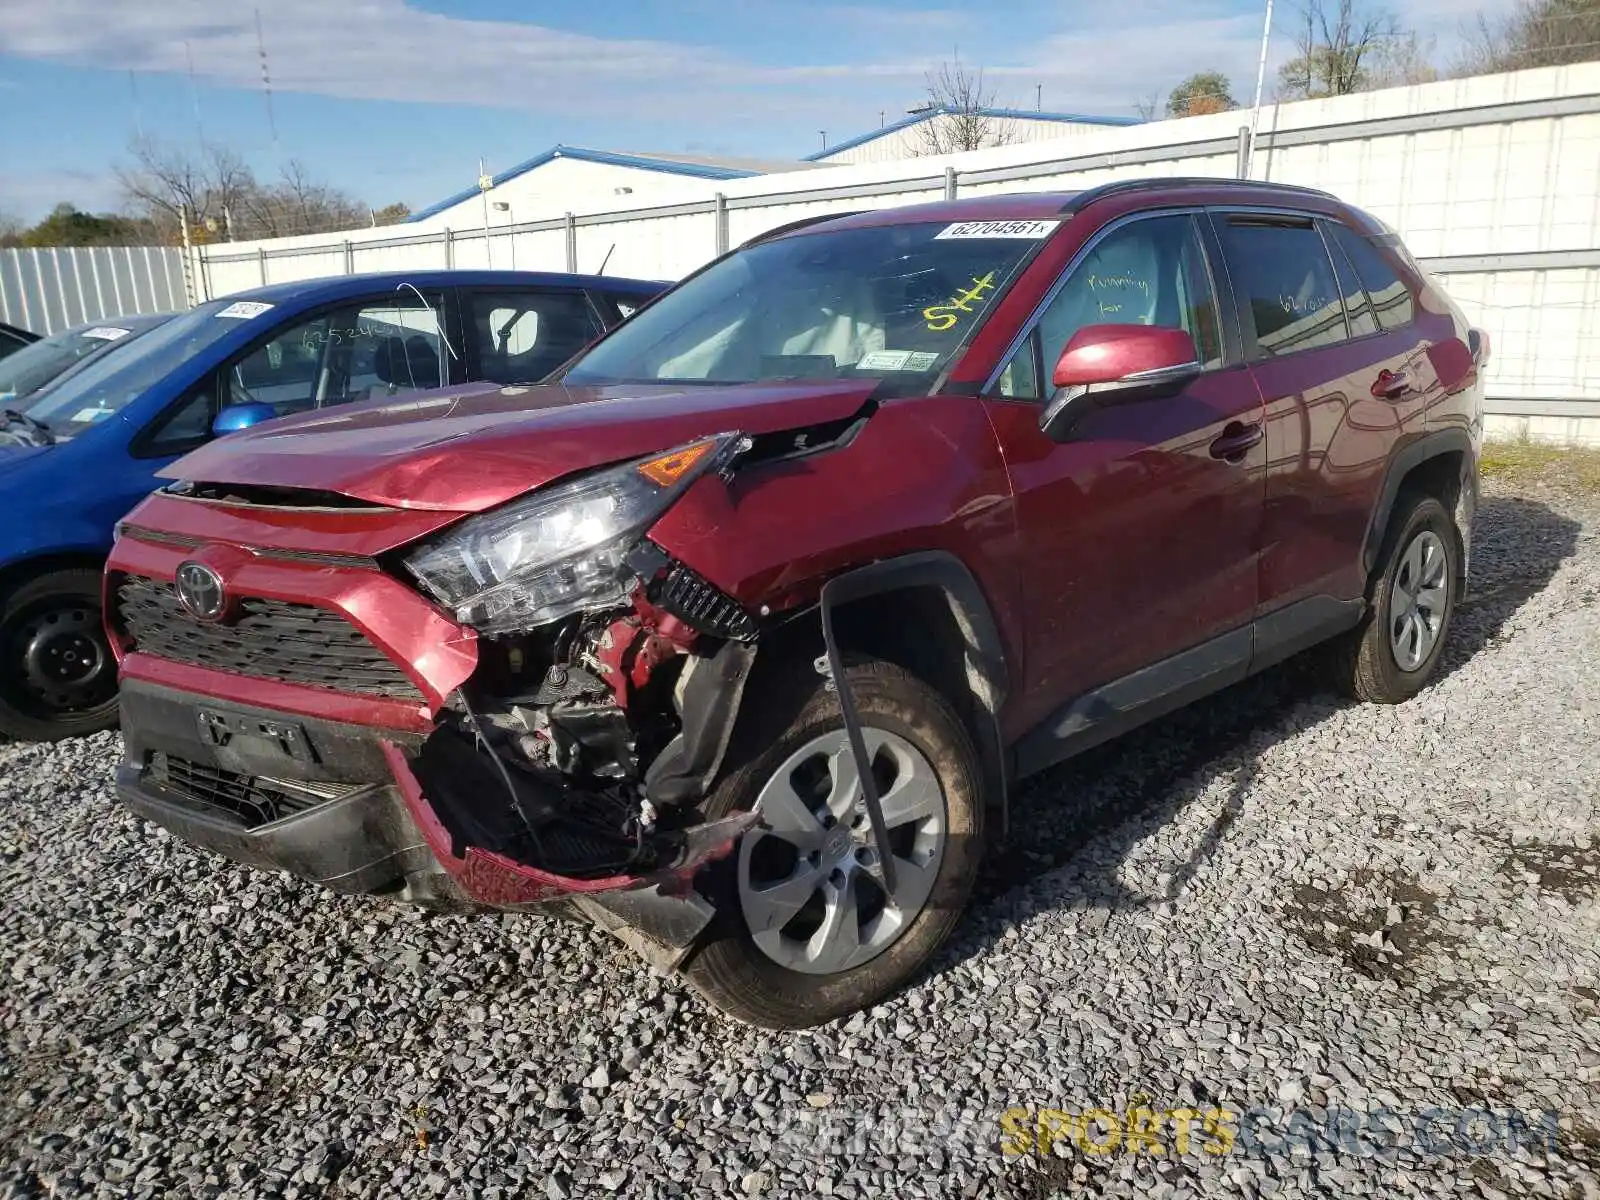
[[1013, 595, 1363, 780]]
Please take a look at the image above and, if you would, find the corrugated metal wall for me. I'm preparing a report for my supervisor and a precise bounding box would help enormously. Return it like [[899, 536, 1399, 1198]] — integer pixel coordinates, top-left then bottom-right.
[[0, 246, 188, 335]]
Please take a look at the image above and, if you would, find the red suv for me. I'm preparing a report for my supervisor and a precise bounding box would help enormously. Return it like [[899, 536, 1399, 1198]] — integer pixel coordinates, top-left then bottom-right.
[[107, 179, 1486, 1028]]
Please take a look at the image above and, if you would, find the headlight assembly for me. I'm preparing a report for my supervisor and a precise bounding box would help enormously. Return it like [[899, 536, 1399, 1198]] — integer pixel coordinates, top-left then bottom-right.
[[404, 432, 746, 636]]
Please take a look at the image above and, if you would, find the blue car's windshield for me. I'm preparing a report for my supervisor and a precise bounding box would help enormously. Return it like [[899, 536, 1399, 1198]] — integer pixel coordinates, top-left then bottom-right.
[[0, 317, 169, 402], [16, 301, 244, 438]]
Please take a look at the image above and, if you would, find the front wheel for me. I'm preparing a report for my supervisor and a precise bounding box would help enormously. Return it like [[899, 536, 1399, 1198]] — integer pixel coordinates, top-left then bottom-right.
[[685, 658, 985, 1029], [0, 567, 120, 741]]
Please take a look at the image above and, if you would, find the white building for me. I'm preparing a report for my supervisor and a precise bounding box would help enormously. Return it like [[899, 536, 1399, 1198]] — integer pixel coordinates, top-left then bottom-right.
[[407, 146, 823, 230], [809, 105, 1142, 165]]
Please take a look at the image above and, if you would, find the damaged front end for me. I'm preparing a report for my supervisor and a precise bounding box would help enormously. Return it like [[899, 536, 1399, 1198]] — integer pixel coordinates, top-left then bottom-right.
[[379, 431, 783, 917]]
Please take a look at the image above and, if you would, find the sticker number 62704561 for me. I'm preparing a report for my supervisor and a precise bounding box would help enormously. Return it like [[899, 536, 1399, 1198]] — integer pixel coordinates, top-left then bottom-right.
[[934, 220, 1059, 240]]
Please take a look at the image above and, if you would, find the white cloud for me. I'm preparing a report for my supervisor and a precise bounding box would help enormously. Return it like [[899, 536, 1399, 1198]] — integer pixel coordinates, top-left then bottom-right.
[[0, 0, 1486, 148], [0, 0, 932, 119]]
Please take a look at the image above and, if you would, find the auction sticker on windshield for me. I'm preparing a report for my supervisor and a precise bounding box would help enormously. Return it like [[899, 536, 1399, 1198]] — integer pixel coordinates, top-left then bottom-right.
[[81, 327, 131, 342], [935, 220, 1059, 240], [858, 349, 942, 372], [216, 301, 275, 320]]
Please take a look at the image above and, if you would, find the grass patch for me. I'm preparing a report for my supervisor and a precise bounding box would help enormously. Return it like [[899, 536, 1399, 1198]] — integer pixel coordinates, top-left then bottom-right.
[[1480, 440, 1600, 492]]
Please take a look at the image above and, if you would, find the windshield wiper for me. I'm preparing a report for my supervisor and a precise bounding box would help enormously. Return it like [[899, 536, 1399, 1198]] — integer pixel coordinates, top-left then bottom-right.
[[2, 408, 55, 446]]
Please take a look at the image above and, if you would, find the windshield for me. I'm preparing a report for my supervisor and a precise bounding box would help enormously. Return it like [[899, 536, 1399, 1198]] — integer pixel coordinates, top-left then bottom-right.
[[0, 322, 157, 401], [15, 301, 244, 438], [563, 219, 1054, 391]]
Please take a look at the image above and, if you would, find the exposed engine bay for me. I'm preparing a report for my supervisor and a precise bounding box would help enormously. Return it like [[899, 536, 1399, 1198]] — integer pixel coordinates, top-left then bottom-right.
[[398, 416, 860, 894], [412, 555, 755, 883]]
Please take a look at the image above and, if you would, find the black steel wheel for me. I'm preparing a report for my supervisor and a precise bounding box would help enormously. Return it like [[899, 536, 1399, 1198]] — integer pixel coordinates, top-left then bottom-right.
[[0, 567, 120, 741]]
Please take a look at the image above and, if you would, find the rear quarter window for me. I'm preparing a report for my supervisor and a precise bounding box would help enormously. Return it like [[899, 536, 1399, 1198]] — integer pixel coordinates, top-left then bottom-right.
[[1328, 222, 1416, 330]]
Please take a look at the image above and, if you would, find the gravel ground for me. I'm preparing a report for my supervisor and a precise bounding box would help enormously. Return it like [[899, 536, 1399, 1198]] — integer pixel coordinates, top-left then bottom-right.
[[3, 473, 1599, 1200]]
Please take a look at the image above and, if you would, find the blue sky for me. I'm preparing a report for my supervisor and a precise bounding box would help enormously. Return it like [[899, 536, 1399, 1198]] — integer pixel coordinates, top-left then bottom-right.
[[0, 0, 1480, 224]]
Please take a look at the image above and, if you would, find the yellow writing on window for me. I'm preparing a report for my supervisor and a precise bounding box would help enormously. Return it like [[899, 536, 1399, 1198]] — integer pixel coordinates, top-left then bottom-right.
[[924, 272, 997, 332]]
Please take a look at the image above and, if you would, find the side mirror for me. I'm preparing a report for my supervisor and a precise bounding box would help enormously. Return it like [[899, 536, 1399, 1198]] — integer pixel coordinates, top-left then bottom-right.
[[211, 402, 278, 437], [1040, 324, 1202, 442]]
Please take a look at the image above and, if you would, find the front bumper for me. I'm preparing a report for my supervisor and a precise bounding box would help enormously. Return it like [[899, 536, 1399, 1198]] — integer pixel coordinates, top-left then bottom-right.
[[116, 677, 465, 904], [115, 676, 739, 961]]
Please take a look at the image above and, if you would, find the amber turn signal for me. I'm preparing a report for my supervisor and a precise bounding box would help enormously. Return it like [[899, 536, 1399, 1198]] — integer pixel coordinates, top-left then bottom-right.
[[636, 439, 716, 487]]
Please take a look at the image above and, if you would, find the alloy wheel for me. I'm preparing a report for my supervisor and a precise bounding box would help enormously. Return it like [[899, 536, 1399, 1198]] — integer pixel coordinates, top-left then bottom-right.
[[737, 726, 946, 975], [1389, 529, 1449, 672]]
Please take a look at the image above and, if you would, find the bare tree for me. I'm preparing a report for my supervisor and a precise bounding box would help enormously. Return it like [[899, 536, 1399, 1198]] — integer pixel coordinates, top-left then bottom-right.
[[1453, 12, 1506, 74], [1277, 0, 1403, 98], [1133, 91, 1162, 120], [914, 62, 1015, 155], [1455, 0, 1600, 73], [242, 160, 368, 239], [118, 138, 375, 243], [118, 137, 255, 243], [1368, 30, 1440, 85], [371, 202, 412, 226]]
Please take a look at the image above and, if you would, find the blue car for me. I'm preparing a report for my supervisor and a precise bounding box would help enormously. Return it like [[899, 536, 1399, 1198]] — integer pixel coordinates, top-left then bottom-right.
[[0, 268, 665, 740]]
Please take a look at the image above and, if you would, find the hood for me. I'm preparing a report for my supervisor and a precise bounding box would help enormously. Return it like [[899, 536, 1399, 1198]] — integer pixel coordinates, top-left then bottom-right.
[[0, 441, 50, 470], [160, 380, 878, 513]]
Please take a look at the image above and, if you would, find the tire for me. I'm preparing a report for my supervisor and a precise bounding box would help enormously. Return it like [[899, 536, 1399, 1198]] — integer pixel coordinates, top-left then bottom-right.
[[0, 567, 120, 742], [685, 657, 985, 1029], [1326, 493, 1459, 704]]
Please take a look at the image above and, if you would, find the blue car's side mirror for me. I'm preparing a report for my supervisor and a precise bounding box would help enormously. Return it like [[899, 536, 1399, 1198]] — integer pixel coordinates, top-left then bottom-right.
[[212, 402, 278, 437]]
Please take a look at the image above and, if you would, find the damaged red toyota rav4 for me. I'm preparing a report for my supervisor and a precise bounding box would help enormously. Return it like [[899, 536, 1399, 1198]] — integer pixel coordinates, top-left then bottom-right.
[[108, 180, 1486, 1028]]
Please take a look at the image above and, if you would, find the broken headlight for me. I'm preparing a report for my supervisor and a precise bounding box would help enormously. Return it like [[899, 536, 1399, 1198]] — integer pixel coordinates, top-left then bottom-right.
[[404, 433, 745, 636]]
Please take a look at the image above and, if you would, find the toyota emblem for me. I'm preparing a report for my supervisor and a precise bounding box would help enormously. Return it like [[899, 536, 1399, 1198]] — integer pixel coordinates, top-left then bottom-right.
[[174, 561, 226, 621]]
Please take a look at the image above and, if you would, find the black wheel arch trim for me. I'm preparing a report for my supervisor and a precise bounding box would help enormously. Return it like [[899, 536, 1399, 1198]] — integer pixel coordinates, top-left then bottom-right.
[[811, 550, 1013, 835], [1362, 427, 1475, 578]]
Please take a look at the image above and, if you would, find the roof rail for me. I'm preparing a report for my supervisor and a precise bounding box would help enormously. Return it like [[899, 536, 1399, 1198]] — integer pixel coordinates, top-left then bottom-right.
[[1061, 176, 1337, 214], [739, 211, 866, 249]]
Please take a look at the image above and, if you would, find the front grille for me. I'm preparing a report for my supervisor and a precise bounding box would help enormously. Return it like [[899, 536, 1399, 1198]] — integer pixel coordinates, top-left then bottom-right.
[[651, 563, 758, 641], [147, 751, 361, 828], [115, 574, 422, 700]]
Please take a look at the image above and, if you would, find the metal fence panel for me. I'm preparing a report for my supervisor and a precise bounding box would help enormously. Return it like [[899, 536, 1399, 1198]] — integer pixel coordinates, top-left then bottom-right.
[[0, 246, 187, 335]]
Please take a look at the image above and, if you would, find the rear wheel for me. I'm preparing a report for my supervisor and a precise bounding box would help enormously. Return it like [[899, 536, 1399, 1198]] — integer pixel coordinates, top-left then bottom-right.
[[0, 568, 119, 741], [1325, 493, 1459, 704], [686, 658, 984, 1029]]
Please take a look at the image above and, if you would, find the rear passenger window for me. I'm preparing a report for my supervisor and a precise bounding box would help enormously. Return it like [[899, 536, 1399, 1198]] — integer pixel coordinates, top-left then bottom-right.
[[1220, 219, 1348, 356], [468, 291, 603, 384], [1327, 223, 1415, 330]]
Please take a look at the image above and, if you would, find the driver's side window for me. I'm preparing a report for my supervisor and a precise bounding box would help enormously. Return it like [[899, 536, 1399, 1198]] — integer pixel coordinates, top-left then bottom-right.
[[995, 214, 1222, 400], [225, 314, 332, 418], [139, 310, 339, 458]]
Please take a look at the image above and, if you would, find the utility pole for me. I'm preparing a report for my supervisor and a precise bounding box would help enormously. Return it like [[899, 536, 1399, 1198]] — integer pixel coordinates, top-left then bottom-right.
[[478, 159, 494, 269], [1246, 0, 1275, 179], [179, 207, 197, 306]]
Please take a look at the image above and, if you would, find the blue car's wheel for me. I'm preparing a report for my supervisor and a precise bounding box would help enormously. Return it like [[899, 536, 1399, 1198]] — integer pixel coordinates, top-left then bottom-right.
[[0, 567, 119, 742]]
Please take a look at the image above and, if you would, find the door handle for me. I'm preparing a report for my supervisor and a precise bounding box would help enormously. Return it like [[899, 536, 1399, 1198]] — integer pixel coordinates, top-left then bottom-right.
[[1209, 422, 1263, 462], [1371, 370, 1411, 399]]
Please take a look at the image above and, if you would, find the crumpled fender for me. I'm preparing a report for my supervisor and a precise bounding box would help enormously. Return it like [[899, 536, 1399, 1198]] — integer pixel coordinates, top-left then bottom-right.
[[381, 741, 756, 908]]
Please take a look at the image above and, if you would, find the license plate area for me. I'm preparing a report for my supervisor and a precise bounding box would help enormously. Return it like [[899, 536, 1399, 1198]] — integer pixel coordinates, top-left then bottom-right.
[[196, 707, 317, 766]]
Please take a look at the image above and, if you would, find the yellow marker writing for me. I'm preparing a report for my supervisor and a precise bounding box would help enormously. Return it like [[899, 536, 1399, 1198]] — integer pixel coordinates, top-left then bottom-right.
[[924, 272, 997, 332]]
